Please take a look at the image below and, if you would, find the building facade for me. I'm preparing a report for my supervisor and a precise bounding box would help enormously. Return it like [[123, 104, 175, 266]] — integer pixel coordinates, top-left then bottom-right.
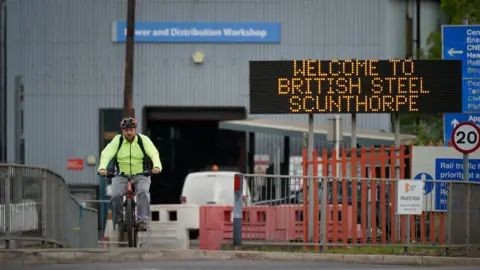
[[5, 0, 441, 185]]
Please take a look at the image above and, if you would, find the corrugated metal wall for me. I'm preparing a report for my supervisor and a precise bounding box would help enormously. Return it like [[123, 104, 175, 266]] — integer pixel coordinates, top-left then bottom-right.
[[6, 0, 429, 185]]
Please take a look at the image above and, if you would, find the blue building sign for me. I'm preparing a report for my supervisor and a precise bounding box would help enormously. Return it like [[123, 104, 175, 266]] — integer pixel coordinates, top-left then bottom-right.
[[443, 113, 480, 145], [442, 25, 480, 112], [111, 21, 281, 43], [434, 158, 480, 211]]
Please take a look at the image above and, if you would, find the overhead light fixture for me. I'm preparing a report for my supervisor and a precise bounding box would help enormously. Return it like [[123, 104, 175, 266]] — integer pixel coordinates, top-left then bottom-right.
[[192, 51, 205, 64]]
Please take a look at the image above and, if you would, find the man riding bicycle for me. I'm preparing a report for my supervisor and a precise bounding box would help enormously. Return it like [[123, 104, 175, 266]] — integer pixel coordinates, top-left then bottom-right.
[[98, 117, 162, 231]]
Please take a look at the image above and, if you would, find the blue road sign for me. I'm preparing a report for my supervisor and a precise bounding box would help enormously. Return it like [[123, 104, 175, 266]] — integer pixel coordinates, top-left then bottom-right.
[[435, 158, 480, 211], [443, 113, 480, 145], [462, 80, 480, 112], [413, 173, 434, 195], [442, 25, 480, 112]]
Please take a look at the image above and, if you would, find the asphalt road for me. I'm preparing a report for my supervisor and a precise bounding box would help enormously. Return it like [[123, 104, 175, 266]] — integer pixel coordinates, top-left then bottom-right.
[[5, 260, 480, 270]]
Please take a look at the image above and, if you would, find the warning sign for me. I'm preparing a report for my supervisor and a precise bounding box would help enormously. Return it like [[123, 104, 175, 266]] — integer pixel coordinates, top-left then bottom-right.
[[67, 158, 84, 170], [397, 180, 423, 215]]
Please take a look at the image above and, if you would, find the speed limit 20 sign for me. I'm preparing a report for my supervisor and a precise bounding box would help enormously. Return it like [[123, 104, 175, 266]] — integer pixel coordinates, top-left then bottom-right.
[[451, 122, 480, 154]]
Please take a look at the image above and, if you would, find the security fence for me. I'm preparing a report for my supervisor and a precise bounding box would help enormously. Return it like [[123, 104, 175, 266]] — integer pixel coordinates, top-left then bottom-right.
[[231, 174, 480, 250], [0, 163, 98, 248]]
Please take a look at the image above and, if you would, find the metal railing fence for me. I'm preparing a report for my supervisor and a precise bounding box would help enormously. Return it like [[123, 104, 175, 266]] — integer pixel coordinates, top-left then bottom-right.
[[232, 174, 480, 251], [0, 163, 98, 248], [77, 199, 122, 247]]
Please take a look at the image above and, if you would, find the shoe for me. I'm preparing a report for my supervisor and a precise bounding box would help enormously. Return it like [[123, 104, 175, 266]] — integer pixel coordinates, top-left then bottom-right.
[[137, 220, 148, 232]]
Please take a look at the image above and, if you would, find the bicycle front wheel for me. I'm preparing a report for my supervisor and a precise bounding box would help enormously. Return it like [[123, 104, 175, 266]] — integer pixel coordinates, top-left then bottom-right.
[[126, 198, 137, 247]]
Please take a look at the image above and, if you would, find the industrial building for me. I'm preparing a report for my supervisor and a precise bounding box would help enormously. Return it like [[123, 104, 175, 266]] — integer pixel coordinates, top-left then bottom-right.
[[0, 0, 440, 202]]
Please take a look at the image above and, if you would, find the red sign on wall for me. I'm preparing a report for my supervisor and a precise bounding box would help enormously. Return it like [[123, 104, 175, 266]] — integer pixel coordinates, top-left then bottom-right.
[[67, 158, 84, 170]]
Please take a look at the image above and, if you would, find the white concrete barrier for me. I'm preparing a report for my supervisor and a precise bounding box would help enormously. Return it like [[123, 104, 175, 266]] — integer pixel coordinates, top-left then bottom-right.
[[143, 204, 199, 249]]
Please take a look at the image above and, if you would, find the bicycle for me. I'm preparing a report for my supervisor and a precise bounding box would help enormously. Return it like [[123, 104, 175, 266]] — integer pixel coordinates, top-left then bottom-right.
[[101, 170, 152, 248]]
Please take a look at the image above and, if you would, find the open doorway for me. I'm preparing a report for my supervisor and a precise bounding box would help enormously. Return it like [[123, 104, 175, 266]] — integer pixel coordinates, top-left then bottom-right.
[[144, 107, 246, 204]]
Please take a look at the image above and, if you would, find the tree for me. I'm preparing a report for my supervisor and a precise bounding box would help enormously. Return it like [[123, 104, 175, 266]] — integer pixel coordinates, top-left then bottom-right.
[[399, 0, 478, 144], [427, 0, 479, 60]]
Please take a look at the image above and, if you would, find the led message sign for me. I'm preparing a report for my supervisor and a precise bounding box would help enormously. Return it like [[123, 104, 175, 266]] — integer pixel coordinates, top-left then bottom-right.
[[249, 60, 463, 114]]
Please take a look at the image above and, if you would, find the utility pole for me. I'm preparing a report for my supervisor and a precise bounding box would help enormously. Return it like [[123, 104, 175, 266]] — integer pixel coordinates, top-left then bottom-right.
[[120, 1, 136, 245], [123, 0, 136, 118]]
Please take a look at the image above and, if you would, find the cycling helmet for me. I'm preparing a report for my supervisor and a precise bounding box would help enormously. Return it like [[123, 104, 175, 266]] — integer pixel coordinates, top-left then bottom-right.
[[120, 117, 137, 129]]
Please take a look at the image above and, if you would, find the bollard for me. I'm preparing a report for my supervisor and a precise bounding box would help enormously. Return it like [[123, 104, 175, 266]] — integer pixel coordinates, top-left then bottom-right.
[[232, 174, 243, 246]]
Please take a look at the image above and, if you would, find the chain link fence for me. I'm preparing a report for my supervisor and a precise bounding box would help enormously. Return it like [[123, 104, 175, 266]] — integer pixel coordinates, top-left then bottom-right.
[[0, 163, 98, 248]]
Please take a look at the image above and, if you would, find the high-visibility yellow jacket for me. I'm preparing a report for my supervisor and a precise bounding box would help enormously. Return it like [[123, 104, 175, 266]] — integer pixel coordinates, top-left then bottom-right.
[[98, 134, 162, 175]]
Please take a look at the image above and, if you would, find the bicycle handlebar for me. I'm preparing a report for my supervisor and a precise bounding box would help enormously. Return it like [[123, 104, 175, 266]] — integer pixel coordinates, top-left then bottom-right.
[[98, 170, 152, 179]]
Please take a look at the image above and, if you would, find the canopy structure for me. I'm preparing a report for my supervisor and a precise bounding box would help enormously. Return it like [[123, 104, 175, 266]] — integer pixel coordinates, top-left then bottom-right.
[[219, 118, 416, 146]]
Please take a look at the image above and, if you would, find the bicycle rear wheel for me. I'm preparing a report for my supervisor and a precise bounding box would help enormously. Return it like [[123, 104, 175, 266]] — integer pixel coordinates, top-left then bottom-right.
[[126, 198, 137, 247]]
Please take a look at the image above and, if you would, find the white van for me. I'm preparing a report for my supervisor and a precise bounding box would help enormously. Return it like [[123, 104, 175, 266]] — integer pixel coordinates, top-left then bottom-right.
[[181, 171, 252, 206]]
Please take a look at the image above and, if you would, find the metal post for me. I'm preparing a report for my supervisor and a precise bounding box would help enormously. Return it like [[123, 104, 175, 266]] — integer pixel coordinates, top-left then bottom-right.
[[354, 116, 361, 199], [350, 113, 357, 236], [324, 116, 343, 250], [246, 133, 251, 174], [463, 153, 470, 245], [13, 78, 24, 227], [307, 113, 315, 242], [59, 183, 64, 247], [334, 114, 341, 247], [232, 174, 244, 246], [321, 166, 328, 251], [14, 76, 23, 164], [462, 16, 470, 246], [41, 169, 48, 243], [393, 113, 405, 247], [463, 154, 469, 182], [447, 179, 453, 255], [351, 113, 357, 148], [335, 115, 340, 176], [4, 172, 10, 248], [274, 146, 281, 200], [283, 136, 290, 197], [123, 0, 136, 118]]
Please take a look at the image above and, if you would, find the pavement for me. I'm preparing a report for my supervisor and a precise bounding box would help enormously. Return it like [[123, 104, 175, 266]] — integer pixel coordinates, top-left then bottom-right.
[[1, 249, 480, 267], [6, 259, 480, 270], [138, 237, 187, 249]]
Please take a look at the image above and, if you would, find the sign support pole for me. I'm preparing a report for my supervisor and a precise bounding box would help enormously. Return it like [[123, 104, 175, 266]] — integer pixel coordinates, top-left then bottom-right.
[[451, 121, 480, 246], [307, 113, 315, 243], [393, 113, 408, 250], [463, 153, 469, 183], [463, 152, 470, 245], [351, 114, 357, 148], [335, 115, 340, 176], [325, 116, 343, 251], [350, 59, 358, 150], [463, 16, 471, 246]]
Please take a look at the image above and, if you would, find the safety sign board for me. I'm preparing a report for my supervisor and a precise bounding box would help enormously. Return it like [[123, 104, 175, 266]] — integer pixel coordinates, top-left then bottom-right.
[[411, 146, 480, 211], [397, 180, 424, 215]]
